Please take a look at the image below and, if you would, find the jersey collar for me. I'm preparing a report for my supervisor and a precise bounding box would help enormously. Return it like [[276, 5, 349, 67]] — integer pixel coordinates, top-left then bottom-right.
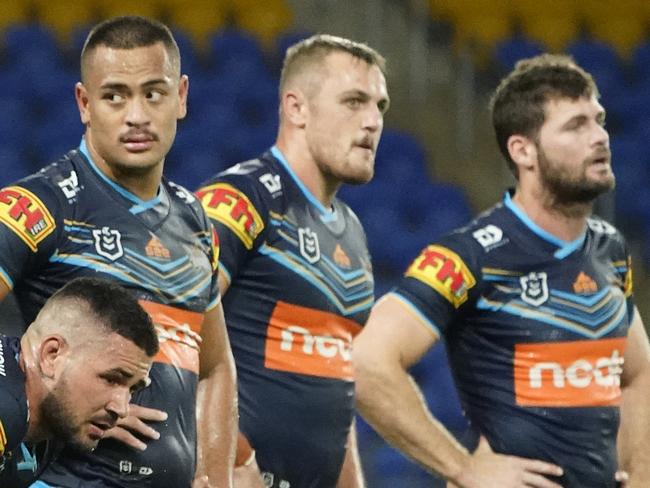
[[503, 191, 586, 259], [270, 145, 338, 222], [78, 138, 164, 215]]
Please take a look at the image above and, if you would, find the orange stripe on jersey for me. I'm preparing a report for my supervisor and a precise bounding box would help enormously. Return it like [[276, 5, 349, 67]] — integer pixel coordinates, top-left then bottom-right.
[[264, 301, 362, 381], [138, 300, 204, 374], [514, 338, 627, 407]]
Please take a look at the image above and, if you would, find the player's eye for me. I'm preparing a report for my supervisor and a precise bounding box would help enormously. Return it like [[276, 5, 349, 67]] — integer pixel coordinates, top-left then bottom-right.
[[147, 90, 163, 102], [345, 98, 362, 109], [102, 93, 124, 103]]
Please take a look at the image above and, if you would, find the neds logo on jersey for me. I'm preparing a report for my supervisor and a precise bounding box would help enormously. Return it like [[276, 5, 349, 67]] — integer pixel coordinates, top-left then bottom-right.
[[264, 301, 362, 381], [0, 186, 55, 252], [514, 338, 626, 407], [406, 245, 476, 308], [196, 183, 264, 249]]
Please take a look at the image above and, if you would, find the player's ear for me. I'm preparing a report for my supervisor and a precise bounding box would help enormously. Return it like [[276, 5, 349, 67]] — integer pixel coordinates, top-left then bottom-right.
[[281, 88, 308, 128], [177, 74, 189, 120], [507, 134, 536, 174], [75, 82, 91, 125], [38, 335, 69, 379]]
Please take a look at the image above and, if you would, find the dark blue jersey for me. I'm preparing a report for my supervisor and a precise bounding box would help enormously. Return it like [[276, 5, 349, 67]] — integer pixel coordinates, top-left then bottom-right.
[[0, 335, 56, 488], [393, 192, 634, 488], [197, 147, 374, 488], [0, 141, 220, 488]]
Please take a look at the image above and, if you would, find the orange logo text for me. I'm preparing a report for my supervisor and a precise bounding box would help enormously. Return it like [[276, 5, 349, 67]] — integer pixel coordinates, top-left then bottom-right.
[[264, 301, 362, 381], [514, 338, 626, 407]]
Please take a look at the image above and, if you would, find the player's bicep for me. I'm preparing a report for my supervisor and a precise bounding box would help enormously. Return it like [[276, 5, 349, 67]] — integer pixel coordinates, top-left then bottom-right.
[[355, 294, 440, 371], [621, 308, 650, 388]]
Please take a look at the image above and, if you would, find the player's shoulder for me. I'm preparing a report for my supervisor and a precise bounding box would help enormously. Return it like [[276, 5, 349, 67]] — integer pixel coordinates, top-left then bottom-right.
[[333, 198, 365, 232], [586, 215, 628, 254], [196, 155, 277, 216], [3, 150, 80, 198], [163, 178, 212, 229], [435, 203, 506, 255], [198, 156, 275, 194]]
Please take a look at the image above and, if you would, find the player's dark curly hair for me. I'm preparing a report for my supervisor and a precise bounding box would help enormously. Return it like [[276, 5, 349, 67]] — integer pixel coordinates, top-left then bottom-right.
[[489, 54, 599, 177], [80, 15, 180, 81], [50, 277, 158, 357]]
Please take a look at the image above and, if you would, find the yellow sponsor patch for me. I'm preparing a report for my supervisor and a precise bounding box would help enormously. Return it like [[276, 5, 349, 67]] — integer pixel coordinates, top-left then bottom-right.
[[210, 225, 220, 272], [0, 186, 56, 252], [406, 245, 476, 308], [0, 419, 7, 455], [624, 255, 633, 298], [196, 183, 264, 250]]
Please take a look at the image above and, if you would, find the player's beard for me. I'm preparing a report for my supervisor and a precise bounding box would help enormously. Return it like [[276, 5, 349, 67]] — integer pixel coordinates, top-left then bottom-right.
[[537, 145, 615, 206], [40, 376, 87, 452]]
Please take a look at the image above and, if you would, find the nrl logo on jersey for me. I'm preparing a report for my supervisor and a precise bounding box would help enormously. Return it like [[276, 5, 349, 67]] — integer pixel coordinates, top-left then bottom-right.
[[519, 271, 549, 306], [93, 226, 123, 261], [298, 227, 320, 264]]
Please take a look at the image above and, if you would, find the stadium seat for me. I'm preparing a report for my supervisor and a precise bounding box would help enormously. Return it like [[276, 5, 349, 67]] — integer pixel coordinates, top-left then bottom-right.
[[0, 145, 32, 187], [33, 0, 96, 45], [0, 97, 32, 143], [578, 0, 645, 58], [233, 0, 294, 46], [494, 34, 545, 72], [97, 0, 161, 22], [166, 0, 228, 50], [3, 23, 62, 71], [33, 100, 84, 165], [515, 0, 578, 53], [0, 0, 31, 33], [207, 28, 266, 74], [565, 37, 625, 100], [631, 40, 650, 80]]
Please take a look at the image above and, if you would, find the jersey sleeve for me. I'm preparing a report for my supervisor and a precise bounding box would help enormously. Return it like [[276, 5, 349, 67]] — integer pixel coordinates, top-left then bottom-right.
[[0, 176, 63, 290], [0, 339, 28, 456], [195, 172, 269, 286], [390, 233, 482, 338], [0, 391, 27, 456]]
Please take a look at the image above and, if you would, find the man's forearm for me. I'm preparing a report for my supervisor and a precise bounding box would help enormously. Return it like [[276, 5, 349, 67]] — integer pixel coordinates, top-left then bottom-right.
[[196, 361, 238, 487], [355, 361, 469, 482], [618, 369, 650, 486]]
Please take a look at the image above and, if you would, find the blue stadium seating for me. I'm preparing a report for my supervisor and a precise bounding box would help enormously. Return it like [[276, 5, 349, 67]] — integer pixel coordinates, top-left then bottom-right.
[[494, 35, 545, 72]]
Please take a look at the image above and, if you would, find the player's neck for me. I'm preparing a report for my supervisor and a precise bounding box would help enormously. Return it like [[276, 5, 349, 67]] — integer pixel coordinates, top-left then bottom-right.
[[275, 138, 339, 209], [512, 189, 590, 242], [84, 136, 162, 201], [19, 344, 45, 444]]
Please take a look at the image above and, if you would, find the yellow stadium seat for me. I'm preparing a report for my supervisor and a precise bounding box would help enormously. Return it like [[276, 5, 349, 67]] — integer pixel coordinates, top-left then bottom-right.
[[0, 0, 31, 32], [514, 0, 579, 51], [578, 0, 646, 57], [33, 0, 96, 44], [234, 0, 293, 45], [97, 0, 162, 21], [521, 15, 579, 52], [166, 0, 228, 50]]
